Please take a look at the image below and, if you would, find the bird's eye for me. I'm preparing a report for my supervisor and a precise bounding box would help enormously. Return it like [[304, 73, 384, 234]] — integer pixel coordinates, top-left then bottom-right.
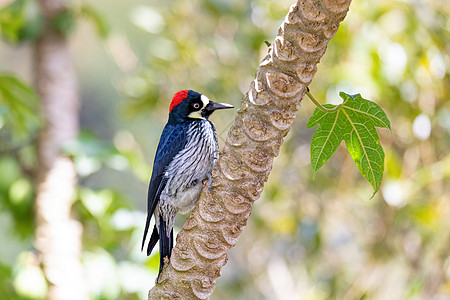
[[193, 103, 200, 109]]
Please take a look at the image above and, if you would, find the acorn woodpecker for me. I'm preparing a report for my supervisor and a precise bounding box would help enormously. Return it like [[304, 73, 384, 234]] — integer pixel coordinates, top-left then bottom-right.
[[142, 90, 233, 280]]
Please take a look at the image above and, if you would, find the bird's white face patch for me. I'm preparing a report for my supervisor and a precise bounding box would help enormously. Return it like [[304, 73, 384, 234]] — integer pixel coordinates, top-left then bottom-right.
[[200, 95, 210, 107], [188, 111, 204, 119]]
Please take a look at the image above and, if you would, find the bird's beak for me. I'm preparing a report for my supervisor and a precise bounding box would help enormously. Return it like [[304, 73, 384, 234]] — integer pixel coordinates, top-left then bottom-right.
[[204, 101, 234, 113]]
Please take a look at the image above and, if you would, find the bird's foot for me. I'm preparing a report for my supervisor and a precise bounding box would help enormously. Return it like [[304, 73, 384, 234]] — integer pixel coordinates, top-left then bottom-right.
[[206, 173, 215, 193]]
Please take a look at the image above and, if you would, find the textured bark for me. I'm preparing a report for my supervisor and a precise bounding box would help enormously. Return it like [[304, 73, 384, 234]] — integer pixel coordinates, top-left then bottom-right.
[[148, 0, 352, 299], [33, 0, 88, 299]]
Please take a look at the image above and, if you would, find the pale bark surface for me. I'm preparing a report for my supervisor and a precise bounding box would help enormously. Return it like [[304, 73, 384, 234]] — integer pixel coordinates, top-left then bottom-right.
[[148, 0, 352, 299], [34, 0, 88, 299]]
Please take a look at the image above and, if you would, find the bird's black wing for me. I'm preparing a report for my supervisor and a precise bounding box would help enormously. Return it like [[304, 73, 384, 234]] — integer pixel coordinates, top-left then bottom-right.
[[141, 122, 189, 253]]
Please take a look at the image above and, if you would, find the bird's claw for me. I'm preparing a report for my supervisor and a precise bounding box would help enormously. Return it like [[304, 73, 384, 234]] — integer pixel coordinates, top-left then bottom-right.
[[207, 173, 215, 193]]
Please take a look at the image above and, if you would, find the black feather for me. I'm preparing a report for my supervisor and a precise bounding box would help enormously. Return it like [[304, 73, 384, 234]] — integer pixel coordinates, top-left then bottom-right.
[[141, 176, 168, 252], [169, 228, 174, 256], [157, 218, 169, 281], [142, 123, 189, 253], [146, 225, 159, 256]]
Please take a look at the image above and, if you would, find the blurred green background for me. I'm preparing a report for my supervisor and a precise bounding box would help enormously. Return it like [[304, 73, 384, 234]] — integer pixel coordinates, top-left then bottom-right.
[[0, 0, 449, 299]]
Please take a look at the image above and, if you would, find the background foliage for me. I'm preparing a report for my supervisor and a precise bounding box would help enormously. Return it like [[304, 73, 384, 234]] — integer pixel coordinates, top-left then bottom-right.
[[0, 0, 449, 299]]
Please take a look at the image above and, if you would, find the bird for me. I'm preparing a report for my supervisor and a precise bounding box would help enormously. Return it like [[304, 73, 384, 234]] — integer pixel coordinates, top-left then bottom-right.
[[141, 90, 233, 281]]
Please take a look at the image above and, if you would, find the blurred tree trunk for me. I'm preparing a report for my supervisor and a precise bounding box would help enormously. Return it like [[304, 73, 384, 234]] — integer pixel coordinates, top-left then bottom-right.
[[148, 0, 351, 299], [33, 0, 88, 299]]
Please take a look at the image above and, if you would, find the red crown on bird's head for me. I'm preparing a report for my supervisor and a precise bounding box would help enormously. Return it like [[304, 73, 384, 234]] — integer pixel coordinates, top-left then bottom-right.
[[169, 90, 189, 112]]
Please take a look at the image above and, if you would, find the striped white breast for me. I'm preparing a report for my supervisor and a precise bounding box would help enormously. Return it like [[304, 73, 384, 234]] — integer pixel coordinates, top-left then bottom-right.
[[164, 120, 218, 200]]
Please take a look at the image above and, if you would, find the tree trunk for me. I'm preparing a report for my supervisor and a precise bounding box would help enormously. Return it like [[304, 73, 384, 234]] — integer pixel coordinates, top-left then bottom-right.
[[33, 0, 88, 299], [148, 0, 352, 299]]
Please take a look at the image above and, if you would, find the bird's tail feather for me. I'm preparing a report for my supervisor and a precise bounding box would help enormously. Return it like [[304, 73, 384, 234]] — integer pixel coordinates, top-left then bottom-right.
[[141, 214, 152, 251], [146, 225, 159, 256], [169, 228, 174, 255], [157, 218, 174, 281]]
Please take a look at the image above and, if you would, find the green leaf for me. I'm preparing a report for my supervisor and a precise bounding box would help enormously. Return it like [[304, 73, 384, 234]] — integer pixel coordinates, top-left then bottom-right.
[[51, 8, 76, 35], [0, 74, 41, 138], [0, 0, 42, 43], [0, 0, 27, 43], [307, 92, 391, 196]]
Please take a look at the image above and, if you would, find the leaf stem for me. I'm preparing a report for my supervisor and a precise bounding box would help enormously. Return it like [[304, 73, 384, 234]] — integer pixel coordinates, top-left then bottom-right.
[[305, 87, 341, 112]]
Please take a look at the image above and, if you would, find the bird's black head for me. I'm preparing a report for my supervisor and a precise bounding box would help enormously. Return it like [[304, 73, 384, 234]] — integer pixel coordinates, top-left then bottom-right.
[[168, 90, 233, 123]]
